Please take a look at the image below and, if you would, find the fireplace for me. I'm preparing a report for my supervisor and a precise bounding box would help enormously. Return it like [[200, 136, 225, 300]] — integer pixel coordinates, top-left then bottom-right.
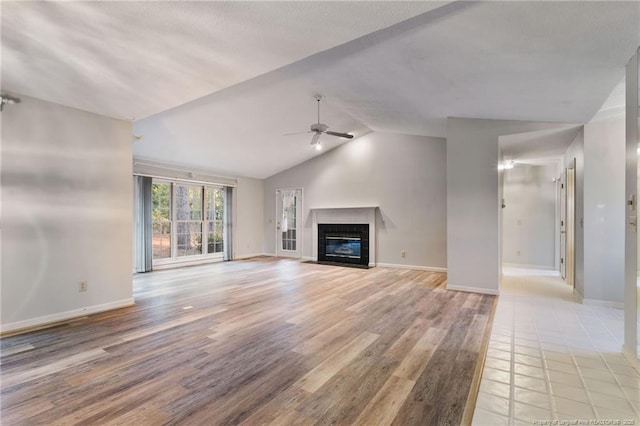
[[318, 224, 369, 267]]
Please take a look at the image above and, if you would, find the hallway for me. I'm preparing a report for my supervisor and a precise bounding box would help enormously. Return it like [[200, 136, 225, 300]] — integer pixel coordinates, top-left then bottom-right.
[[473, 268, 640, 424]]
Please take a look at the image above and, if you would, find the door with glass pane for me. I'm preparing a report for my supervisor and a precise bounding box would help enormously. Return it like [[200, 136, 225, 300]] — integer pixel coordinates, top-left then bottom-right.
[[276, 188, 302, 258]]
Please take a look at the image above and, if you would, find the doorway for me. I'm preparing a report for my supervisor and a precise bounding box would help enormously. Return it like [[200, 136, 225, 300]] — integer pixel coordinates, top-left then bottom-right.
[[275, 188, 303, 259]]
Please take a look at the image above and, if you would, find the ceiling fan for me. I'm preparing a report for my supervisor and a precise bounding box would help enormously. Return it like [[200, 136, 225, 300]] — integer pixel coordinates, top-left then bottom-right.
[[286, 95, 354, 149]]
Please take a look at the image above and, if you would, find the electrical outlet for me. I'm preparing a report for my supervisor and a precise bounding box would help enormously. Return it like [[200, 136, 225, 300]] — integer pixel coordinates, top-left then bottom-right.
[[79, 281, 88, 292], [401, 250, 406, 258], [516, 250, 521, 256]]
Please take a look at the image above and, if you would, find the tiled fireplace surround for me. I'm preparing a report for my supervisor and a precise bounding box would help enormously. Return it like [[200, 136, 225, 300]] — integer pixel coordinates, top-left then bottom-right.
[[310, 207, 377, 267]]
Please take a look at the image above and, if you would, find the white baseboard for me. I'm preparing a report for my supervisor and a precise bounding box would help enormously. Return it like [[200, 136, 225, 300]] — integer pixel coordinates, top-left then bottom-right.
[[573, 288, 584, 303], [234, 253, 271, 260], [1, 298, 135, 335], [622, 345, 640, 373], [302, 256, 315, 262], [573, 289, 623, 310], [583, 298, 624, 310], [377, 263, 447, 273], [503, 263, 558, 271], [446, 284, 499, 295], [153, 257, 223, 270]]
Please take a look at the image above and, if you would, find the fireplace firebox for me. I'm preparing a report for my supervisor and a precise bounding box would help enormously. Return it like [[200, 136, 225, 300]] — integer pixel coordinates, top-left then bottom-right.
[[318, 224, 369, 267]]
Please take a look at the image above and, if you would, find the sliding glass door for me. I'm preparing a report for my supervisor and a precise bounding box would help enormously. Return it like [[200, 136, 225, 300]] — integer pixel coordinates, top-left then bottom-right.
[[150, 180, 226, 265], [175, 184, 203, 257], [205, 187, 225, 254], [152, 182, 172, 260]]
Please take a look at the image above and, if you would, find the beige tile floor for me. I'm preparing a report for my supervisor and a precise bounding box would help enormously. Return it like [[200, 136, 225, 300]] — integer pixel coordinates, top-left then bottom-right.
[[472, 268, 640, 425]]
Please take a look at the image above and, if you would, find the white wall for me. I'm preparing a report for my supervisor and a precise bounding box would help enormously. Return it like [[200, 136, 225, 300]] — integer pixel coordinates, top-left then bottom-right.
[[503, 163, 559, 269], [563, 129, 585, 298], [233, 177, 265, 259], [263, 132, 447, 269], [1, 95, 134, 332], [583, 115, 625, 304], [447, 117, 577, 294]]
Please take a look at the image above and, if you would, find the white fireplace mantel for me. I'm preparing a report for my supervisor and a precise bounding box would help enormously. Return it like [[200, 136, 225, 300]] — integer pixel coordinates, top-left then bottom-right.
[[310, 207, 377, 267]]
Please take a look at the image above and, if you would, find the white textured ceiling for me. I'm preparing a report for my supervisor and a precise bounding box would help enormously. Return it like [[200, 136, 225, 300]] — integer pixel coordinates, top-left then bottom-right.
[[4, 2, 640, 179], [500, 127, 582, 162], [1, 1, 444, 119]]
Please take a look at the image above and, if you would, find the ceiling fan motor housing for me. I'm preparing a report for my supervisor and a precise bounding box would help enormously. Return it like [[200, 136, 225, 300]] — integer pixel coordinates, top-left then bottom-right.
[[310, 123, 328, 132]]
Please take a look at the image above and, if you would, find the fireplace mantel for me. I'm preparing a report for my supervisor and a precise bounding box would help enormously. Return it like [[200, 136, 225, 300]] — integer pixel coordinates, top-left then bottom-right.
[[310, 207, 377, 267]]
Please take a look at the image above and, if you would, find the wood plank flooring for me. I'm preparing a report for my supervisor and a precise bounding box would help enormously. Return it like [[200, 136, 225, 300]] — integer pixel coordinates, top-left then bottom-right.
[[0, 257, 496, 425]]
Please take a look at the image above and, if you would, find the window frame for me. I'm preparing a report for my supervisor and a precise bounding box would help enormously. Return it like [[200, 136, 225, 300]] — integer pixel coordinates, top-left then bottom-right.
[[152, 180, 226, 266]]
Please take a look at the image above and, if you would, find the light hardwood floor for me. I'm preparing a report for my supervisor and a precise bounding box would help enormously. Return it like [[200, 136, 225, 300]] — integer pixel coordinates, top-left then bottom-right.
[[1, 257, 495, 425]]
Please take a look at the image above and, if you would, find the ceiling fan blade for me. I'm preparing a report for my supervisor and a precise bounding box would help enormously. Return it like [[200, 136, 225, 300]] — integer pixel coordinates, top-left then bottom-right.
[[325, 131, 354, 139], [310, 132, 321, 145], [284, 130, 313, 136]]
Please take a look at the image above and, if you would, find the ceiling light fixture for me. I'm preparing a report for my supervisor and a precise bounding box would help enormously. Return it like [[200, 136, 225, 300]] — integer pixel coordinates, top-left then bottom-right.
[[498, 159, 515, 171], [315, 143, 322, 151], [0, 94, 21, 112]]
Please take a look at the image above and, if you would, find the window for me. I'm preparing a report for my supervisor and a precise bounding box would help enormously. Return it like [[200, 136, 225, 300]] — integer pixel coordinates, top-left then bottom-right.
[[151, 182, 171, 260], [151, 180, 227, 264]]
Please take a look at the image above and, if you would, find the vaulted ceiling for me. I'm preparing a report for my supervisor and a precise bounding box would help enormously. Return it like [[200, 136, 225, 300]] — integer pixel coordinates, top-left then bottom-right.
[[3, 2, 639, 179]]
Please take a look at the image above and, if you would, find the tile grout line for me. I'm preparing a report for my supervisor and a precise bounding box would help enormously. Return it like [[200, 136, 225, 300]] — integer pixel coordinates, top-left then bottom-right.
[[476, 271, 640, 424], [566, 310, 603, 419], [577, 308, 640, 420], [509, 293, 516, 425], [535, 309, 558, 420]]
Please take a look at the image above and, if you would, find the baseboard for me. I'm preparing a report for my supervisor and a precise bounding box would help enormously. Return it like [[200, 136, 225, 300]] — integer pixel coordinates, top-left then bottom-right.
[[302, 256, 315, 262], [153, 257, 224, 270], [583, 298, 624, 310], [622, 345, 640, 374], [573, 288, 584, 303], [446, 284, 499, 295], [0, 298, 135, 336], [503, 263, 557, 271], [377, 263, 447, 273], [234, 253, 270, 260]]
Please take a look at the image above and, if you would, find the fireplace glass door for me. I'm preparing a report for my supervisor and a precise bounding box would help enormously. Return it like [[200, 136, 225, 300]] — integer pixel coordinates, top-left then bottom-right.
[[325, 236, 361, 259]]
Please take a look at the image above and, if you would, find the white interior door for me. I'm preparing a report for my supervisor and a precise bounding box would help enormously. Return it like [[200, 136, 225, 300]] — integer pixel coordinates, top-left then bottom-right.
[[560, 174, 566, 279], [276, 188, 302, 258], [565, 161, 576, 287]]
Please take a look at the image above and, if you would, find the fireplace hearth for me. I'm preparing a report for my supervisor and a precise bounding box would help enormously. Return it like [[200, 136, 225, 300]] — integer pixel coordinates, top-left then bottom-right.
[[318, 223, 369, 267]]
